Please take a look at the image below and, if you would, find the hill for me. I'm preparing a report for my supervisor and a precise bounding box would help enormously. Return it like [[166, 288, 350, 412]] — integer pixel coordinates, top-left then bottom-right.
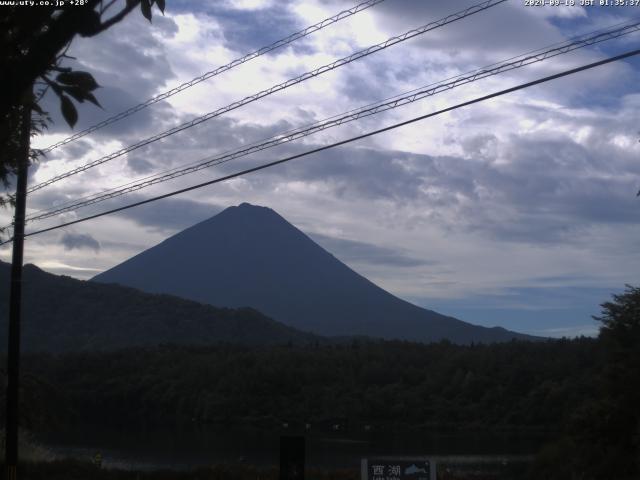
[[0, 260, 320, 352], [94, 203, 535, 343]]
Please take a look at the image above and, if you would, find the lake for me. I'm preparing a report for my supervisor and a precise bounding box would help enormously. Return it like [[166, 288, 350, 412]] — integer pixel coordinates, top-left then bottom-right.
[[35, 424, 549, 471]]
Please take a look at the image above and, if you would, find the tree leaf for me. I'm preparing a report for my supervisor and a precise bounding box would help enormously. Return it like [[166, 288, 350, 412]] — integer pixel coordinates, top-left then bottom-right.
[[84, 92, 103, 109], [56, 71, 99, 91], [60, 95, 78, 128], [60, 85, 102, 108], [48, 81, 63, 97], [155, 0, 165, 14], [30, 102, 46, 116], [141, 0, 152, 22], [77, 9, 102, 37], [62, 85, 86, 103]]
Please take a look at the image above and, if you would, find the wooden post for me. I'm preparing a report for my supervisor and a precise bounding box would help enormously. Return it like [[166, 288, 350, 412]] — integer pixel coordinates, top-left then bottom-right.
[[279, 435, 305, 480], [5, 102, 30, 480]]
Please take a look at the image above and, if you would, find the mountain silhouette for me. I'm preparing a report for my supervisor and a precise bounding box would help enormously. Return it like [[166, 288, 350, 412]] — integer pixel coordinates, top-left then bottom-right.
[[93, 203, 535, 343], [0, 260, 320, 352]]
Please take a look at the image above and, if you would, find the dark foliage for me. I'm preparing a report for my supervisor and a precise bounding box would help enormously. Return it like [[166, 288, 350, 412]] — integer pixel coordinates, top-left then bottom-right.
[[4, 460, 356, 480], [0, 262, 320, 352], [0, 0, 164, 209], [531, 285, 640, 480], [0, 338, 600, 433]]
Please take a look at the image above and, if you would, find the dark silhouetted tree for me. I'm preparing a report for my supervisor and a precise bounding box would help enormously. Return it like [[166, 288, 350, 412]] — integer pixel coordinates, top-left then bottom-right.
[[0, 0, 165, 209], [591, 285, 640, 478], [535, 286, 640, 480]]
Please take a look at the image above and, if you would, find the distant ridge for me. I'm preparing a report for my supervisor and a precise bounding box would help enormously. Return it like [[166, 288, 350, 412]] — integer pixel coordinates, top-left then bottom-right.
[[0, 260, 320, 352], [94, 203, 536, 343]]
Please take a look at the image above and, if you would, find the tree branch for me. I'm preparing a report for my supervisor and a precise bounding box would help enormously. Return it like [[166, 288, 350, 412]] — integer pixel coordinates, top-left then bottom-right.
[[90, 0, 140, 36], [100, 0, 119, 15], [0, 0, 148, 131]]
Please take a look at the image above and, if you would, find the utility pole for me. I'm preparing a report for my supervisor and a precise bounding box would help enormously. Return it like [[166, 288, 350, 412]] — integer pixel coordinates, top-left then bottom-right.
[[5, 101, 31, 480]]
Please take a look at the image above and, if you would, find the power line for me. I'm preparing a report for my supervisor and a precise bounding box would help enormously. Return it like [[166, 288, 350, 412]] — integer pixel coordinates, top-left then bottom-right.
[[28, 0, 507, 193], [7, 47, 637, 244], [39, 0, 388, 154], [24, 19, 640, 222], [37, 16, 640, 213]]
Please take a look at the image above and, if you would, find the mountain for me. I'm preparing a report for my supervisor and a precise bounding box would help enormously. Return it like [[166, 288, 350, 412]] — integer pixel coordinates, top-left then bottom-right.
[[0, 260, 320, 352], [93, 203, 534, 343]]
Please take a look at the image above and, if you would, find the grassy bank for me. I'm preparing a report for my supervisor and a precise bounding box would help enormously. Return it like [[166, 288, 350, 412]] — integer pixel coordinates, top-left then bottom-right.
[[6, 460, 357, 480], [1, 458, 534, 480]]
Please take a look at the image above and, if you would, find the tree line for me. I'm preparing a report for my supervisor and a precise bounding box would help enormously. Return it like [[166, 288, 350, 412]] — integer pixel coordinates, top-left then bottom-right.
[[1, 286, 638, 479], [3, 338, 600, 432]]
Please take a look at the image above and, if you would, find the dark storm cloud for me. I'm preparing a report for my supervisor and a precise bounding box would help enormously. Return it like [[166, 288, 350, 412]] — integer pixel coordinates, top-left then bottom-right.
[[116, 195, 223, 231], [373, 0, 639, 106], [254, 146, 428, 201], [309, 232, 437, 268], [167, 0, 305, 56], [34, 105, 299, 202], [339, 66, 388, 104], [29, 192, 221, 233], [372, 0, 565, 62], [491, 135, 640, 225], [39, 86, 177, 142], [126, 156, 157, 175], [13, 0, 639, 339], [161, 116, 295, 155], [229, 124, 639, 246], [116, 115, 298, 177], [27, 96, 640, 248], [216, 7, 307, 56], [355, 0, 640, 116], [37, 12, 178, 140], [21, 0, 640, 257], [453, 142, 639, 242], [460, 134, 498, 160], [53, 139, 94, 160], [28, 192, 221, 233], [61, 232, 101, 252], [27, 138, 93, 185], [24, 116, 304, 232], [26, 185, 90, 216]]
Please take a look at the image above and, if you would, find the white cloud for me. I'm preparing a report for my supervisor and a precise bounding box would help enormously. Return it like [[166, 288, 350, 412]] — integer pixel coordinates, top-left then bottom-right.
[[11, 0, 640, 333], [221, 0, 277, 11]]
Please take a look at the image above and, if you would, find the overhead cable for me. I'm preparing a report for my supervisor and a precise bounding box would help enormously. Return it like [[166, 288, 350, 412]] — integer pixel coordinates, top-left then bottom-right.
[[28, 0, 507, 193], [40, 0, 389, 154], [7, 47, 637, 243], [24, 20, 640, 222]]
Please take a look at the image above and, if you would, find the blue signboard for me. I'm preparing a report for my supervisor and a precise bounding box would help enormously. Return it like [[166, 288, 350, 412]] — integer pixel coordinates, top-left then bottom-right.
[[361, 458, 435, 480]]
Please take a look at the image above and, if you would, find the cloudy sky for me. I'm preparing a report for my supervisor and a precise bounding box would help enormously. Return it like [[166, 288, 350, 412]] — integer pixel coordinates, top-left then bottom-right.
[[2, 0, 640, 337]]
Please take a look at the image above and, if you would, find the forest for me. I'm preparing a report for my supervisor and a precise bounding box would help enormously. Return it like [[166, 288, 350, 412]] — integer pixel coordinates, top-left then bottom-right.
[[1, 286, 639, 479], [5, 338, 600, 433]]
